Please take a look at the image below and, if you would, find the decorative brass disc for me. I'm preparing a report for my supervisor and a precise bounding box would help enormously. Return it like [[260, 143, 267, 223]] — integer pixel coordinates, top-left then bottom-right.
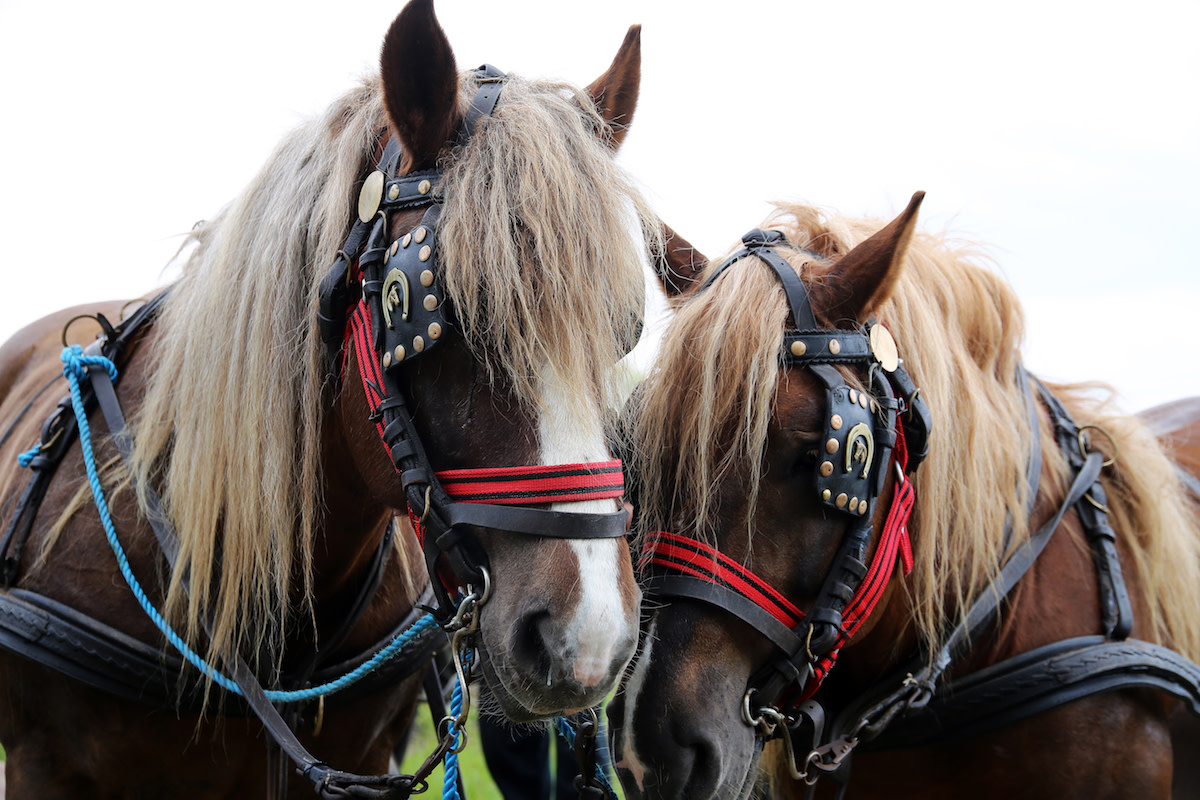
[[871, 324, 900, 372], [358, 171, 385, 224]]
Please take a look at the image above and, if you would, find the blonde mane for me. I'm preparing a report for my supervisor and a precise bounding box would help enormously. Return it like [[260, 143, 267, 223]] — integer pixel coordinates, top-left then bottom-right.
[[634, 201, 1200, 661], [124, 71, 655, 672]]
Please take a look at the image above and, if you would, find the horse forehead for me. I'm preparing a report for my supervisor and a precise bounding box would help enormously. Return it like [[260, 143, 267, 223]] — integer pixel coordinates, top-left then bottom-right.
[[772, 366, 828, 427]]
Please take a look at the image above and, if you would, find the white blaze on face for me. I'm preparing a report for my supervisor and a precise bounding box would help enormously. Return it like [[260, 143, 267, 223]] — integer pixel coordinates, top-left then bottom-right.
[[613, 617, 654, 791], [538, 369, 632, 688]]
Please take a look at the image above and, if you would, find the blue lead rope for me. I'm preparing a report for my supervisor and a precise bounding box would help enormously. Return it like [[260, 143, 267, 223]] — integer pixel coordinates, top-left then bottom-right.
[[37, 344, 440, 703], [554, 716, 617, 798], [32, 345, 607, 799]]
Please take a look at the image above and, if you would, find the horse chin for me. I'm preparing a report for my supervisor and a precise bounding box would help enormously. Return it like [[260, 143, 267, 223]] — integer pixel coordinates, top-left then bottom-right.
[[475, 638, 612, 723], [609, 729, 761, 800]]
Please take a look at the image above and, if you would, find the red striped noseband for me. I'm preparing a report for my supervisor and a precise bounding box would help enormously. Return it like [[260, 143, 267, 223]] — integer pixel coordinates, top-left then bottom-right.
[[347, 295, 625, 523], [639, 420, 916, 704]]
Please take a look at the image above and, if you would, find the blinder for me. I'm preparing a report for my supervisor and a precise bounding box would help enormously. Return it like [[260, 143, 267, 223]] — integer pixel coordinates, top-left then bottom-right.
[[711, 228, 930, 515]]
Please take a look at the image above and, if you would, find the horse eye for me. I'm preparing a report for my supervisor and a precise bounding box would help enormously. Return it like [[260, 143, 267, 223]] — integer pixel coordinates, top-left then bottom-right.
[[793, 446, 821, 474]]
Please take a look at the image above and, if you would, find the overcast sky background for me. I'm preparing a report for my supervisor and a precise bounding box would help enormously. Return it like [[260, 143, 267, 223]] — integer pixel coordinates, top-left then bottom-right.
[[1, 1, 1196, 411]]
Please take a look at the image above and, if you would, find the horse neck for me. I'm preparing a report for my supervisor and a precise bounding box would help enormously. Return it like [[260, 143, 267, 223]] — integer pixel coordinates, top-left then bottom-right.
[[311, 374, 400, 605]]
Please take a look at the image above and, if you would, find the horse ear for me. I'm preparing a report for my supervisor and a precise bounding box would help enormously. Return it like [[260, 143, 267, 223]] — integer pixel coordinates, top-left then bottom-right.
[[585, 25, 642, 150], [810, 191, 925, 324], [380, 0, 461, 173], [653, 223, 710, 298]]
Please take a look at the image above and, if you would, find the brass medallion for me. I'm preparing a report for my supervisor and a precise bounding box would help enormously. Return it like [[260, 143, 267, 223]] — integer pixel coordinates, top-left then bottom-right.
[[870, 324, 900, 372], [358, 170, 385, 224]]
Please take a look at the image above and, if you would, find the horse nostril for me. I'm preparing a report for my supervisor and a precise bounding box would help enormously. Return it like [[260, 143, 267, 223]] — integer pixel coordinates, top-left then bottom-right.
[[511, 609, 570, 685]]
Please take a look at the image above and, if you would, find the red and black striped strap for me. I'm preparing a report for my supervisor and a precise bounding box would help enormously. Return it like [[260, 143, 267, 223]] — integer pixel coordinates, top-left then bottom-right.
[[437, 461, 624, 506], [640, 428, 914, 701], [348, 294, 625, 510]]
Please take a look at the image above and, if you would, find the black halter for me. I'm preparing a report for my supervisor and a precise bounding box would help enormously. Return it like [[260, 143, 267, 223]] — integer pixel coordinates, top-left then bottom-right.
[[317, 65, 629, 622], [643, 228, 932, 708]]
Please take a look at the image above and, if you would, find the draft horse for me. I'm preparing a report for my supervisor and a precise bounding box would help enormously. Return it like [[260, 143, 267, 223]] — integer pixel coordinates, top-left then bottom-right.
[[610, 194, 1200, 799], [0, 1, 653, 796]]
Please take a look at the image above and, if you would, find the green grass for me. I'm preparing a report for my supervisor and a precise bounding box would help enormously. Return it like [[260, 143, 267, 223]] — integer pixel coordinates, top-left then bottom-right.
[[398, 699, 503, 800]]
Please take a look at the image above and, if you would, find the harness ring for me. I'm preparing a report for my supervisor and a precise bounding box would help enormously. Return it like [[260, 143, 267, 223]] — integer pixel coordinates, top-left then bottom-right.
[[1077, 424, 1118, 468], [60, 314, 103, 347]]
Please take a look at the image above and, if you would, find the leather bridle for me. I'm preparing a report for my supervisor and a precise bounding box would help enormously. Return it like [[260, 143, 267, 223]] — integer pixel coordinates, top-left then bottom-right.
[[635, 229, 1200, 796], [638, 228, 932, 713], [317, 64, 631, 623]]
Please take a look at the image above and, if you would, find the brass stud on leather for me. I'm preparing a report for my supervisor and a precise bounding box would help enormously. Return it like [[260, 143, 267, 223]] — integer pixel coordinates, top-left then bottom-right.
[[831, 414, 843, 431], [428, 322, 442, 339], [859, 499, 869, 515], [387, 183, 400, 202], [420, 269, 434, 287], [382, 351, 392, 368], [820, 461, 834, 477], [836, 493, 848, 509], [412, 335, 425, 353], [849, 496, 859, 512], [849, 389, 859, 405], [826, 438, 839, 455], [419, 245, 431, 262], [414, 227, 428, 244], [394, 345, 406, 362], [418, 179, 432, 195], [423, 294, 438, 312], [401, 233, 412, 249], [822, 489, 832, 501], [790, 340, 807, 357], [859, 394, 869, 409], [829, 339, 841, 355], [390, 241, 399, 257]]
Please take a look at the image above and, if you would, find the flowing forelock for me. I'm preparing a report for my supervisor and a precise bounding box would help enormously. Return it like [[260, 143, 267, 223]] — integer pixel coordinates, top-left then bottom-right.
[[438, 72, 656, 428]]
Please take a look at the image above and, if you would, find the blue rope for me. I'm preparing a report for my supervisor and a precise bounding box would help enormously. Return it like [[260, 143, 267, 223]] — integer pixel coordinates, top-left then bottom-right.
[[441, 672, 466, 800], [554, 715, 616, 797], [53, 344, 439, 702]]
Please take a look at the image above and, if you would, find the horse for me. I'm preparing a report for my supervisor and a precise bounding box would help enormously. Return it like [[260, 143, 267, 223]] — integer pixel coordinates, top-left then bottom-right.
[[608, 193, 1200, 799], [0, 1, 655, 796]]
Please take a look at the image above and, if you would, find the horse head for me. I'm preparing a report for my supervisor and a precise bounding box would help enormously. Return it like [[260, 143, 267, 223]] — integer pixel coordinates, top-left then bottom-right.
[[611, 195, 926, 798], [330, 0, 648, 721]]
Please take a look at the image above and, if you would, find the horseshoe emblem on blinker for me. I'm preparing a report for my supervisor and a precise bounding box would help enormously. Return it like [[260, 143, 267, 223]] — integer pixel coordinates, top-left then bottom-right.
[[382, 268, 410, 329], [845, 423, 874, 479]]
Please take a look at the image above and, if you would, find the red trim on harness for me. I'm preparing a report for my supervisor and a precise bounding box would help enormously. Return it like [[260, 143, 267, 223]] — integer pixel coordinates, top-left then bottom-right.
[[346, 295, 625, 518], [438, 461, 624, 506], [640, 424, 916, 701], [640, 531, 804, 629]]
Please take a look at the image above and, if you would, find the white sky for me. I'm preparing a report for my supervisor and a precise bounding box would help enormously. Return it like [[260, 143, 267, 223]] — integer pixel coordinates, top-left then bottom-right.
[[1, 0, 1196, 411]]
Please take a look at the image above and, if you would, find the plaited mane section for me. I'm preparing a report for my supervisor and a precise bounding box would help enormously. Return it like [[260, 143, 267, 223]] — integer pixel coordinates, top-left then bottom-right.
[[634, 200, 1200, 663]]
